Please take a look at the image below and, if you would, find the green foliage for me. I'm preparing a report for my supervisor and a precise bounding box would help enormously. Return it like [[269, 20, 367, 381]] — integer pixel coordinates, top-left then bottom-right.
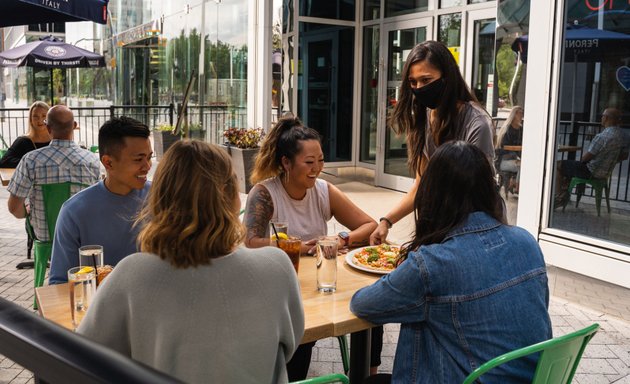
[[495, 43, 521, 103], [155, 124, 175, 132]]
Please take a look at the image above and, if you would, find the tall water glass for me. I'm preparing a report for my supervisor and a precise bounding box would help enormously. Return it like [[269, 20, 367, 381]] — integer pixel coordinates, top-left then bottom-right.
[[68, 266, 96, 330], [316, 236, 338, 293], [79, 245, 104, 269]]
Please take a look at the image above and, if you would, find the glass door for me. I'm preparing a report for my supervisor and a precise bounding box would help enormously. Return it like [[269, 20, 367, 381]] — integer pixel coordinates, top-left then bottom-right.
[[376, 18, 432, 191], [464, 8, 496, 113]]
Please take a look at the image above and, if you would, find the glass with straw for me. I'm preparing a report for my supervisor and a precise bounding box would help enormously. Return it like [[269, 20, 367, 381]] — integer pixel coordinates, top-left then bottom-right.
[[269, 221, 288, 246], [79, 245, 104, 286]]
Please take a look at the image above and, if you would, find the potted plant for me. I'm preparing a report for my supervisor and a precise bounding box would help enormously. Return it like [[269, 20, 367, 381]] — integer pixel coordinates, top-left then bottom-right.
[[188, 122, 206, 140], [153, 124, 181, 160], [222, 127, 264, 193]]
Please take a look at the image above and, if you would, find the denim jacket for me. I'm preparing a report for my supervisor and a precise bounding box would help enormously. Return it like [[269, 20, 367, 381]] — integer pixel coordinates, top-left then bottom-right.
[[350, 212, 551, 383]]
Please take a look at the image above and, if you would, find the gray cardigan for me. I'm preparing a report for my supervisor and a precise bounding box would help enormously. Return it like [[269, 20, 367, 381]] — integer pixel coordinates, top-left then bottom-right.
[[78, 246, 304, 384]]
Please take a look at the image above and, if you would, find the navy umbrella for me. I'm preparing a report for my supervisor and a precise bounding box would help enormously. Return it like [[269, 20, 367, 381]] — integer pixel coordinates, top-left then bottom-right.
[[0, 36, 105, 103], [0, 0, 108, 27]]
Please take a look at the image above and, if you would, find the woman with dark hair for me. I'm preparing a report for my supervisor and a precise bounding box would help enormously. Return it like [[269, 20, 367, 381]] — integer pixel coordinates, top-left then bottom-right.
[[371, 40, 494, 244], [0, 101, 50, 167], [351, 141, 551, 383], [244, 115, 378, 380], [79, 140, 304, 383]]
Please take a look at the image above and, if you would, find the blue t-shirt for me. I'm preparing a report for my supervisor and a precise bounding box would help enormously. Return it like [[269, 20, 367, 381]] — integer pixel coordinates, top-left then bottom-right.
[[49, 180, 151, 284]]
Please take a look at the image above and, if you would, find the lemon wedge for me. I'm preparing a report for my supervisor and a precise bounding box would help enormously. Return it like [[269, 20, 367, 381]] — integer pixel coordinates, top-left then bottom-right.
[[76, 266, 95, 274], [271, 233, 289, 241]]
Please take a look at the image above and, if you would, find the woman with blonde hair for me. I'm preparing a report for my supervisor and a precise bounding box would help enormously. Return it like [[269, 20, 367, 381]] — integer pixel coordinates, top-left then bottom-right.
[[79, 140, 304, 384], [495, 106, 524, 194], [0, 101, 50, 167], [244, 115, 378, 380]]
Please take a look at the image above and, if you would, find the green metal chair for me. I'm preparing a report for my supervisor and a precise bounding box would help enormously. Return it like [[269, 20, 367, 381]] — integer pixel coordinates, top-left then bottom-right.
[[563, 176, 610, 216], [462, 323, 599, 384], [29, 182, 88, 309], [291, 373, 349, 384]]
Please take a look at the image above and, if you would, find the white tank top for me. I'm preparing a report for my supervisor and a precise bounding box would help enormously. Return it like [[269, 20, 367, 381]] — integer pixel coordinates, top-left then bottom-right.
[[261, 177, 332, 242]]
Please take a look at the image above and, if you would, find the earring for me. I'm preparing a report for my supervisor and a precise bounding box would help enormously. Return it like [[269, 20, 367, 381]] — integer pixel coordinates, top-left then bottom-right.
[[284, 169, 290, 184]]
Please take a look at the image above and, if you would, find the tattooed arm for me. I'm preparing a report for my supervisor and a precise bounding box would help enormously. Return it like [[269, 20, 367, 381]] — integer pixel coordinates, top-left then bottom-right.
[[243, 184, 274, 248]]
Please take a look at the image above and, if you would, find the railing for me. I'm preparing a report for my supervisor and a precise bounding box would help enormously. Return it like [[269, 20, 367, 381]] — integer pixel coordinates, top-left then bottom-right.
[[556, 120, 630, 204], [0, 297, 181, 384], [0, 104, 248, 151]]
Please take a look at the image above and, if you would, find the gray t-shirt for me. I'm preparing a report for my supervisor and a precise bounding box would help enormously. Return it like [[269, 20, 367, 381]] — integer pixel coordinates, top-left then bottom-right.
[[78, 247, 304, 384], [424, 101, 495, 160]]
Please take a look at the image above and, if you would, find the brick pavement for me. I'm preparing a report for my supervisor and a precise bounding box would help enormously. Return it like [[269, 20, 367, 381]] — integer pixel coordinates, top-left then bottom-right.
[[1, 182, 629, 383]]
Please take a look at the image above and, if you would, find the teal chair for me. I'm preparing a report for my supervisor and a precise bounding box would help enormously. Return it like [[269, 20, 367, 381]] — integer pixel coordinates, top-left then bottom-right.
[[462, 323, 599, 384], [291, 373, 349, 384], [29, 182, 88, 309], [563, 176, 610, 216]]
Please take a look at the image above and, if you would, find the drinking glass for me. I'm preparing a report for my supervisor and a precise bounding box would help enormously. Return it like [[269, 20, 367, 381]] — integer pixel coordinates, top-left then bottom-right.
[[278, 236, 301, 273], [316, 236, 338, 293], [79, 245, 104, 269], [269, 221, 288, 245], [68, 266, 97, 330]]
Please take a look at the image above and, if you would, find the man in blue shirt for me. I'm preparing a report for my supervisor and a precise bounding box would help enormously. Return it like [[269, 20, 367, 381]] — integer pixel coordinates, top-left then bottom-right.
[[49, 116, 153, 284]]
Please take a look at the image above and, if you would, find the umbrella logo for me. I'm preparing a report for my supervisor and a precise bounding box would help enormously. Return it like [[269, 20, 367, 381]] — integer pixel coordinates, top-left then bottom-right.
[[44, 46, 67, 58], [617, 66, 630, 92]]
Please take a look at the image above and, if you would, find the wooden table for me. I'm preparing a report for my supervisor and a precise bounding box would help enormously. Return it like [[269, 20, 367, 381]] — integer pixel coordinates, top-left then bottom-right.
[[35, 255, 380, 382], [0, 168, 14, 186]]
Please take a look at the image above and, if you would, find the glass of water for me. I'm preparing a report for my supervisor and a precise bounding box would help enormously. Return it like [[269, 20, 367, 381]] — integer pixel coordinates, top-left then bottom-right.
[[67, 266, 96, 330], [316, 236, 338, 293], [79, 245, 104, 269]]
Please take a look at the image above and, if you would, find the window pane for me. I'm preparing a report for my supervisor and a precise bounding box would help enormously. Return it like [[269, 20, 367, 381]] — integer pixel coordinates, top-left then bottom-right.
[[549, 0, 630, 246], [300, 0, 355, 21], [364, 0, 380, 20], [360, 26, 379, 163], [385, 0, 428, 18], [438, 13, 462, 65], [298, 23, 354, 162], [440, 0, 463, 8]]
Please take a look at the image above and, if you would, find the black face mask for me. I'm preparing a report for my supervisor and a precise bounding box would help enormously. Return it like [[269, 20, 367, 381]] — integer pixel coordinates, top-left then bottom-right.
[[411, 78, 445, 109]]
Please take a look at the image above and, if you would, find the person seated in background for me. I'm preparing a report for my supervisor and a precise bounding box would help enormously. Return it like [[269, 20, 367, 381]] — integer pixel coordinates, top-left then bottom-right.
[[495, 106, 524, 194], [351, 141, 552, 384], [48, 116, 152, 284], [554, 107, 629, 208], [7, 105, 100, 242], [243, 115, 379, 380], [78, 140, 304, 383], [0, 101, 50, 168]]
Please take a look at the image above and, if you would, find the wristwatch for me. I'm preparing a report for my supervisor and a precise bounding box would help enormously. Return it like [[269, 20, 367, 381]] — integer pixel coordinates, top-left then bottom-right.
[[338, 231, 350, 247]]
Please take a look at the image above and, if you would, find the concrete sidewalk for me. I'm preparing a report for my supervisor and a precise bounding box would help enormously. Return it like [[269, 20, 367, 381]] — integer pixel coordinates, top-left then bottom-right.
[[1, 175, 629, 383]]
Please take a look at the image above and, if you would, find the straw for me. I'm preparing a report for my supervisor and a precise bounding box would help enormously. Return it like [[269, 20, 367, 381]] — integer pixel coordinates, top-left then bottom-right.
[[270, 222, 281, 247], [91, 252, 99, 287]]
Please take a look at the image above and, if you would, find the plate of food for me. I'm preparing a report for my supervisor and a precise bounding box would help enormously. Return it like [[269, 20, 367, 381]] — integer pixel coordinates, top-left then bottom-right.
[[345, 244, 401, 275]]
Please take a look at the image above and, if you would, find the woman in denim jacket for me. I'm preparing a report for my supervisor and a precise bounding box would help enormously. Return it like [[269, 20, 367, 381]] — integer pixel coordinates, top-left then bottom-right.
[[351, 141, 551, 383]]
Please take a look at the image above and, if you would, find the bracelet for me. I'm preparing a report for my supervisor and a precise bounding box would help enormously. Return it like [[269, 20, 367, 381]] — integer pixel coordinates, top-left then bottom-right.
[[379, 217, 393, 229]]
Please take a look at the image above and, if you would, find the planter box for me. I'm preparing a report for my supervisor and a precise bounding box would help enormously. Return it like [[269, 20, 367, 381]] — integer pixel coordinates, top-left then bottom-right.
[[220, 145, 259, 194], [153, 130, 181, 160], [189, 130, 206, 140]]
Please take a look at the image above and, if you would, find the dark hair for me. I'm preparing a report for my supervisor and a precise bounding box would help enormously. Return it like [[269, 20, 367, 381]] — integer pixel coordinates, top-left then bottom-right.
[[250, 115, 321, 184], [391, 40, 479, 174], [98, 116, 150, 158], [399, 141, 505, 261]]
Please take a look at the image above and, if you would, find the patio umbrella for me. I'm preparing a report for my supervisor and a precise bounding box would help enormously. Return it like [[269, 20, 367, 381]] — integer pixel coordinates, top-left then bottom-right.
[[0, 36, 105, 103], [0, 0, 108, 27]]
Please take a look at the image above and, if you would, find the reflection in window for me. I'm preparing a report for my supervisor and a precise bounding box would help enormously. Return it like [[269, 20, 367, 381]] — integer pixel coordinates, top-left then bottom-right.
[[438, 14, 462, 65], [549, 0, 630, 246], [472, 19, 495, 108], [283, 0, 294, 34], [385, 0, 428, 18], [440, 0, 463, 8], [300, 0, 355, 21], [360, 26, 379, 163], [364, 0, 380, 20]]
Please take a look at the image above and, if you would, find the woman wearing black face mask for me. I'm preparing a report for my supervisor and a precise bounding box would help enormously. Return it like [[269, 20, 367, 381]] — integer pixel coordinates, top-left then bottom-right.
[[370, 40, 495, 245]]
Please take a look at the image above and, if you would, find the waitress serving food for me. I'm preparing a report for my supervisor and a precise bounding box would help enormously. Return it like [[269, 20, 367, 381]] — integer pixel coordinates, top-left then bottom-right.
[[243, 115, 380, 380]]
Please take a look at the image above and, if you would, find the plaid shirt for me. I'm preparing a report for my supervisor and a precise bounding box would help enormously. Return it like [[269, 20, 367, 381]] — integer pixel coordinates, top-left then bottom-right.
[[8, 139, 100, 241], [587, 126, 628, 179]]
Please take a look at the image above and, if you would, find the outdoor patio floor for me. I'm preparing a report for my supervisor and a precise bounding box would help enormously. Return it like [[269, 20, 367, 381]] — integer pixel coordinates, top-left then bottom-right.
[[0, 172, 629, 383]]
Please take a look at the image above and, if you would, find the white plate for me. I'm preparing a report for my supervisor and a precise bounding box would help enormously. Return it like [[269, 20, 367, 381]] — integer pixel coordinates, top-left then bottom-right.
[[345, 246, 397, 275]]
